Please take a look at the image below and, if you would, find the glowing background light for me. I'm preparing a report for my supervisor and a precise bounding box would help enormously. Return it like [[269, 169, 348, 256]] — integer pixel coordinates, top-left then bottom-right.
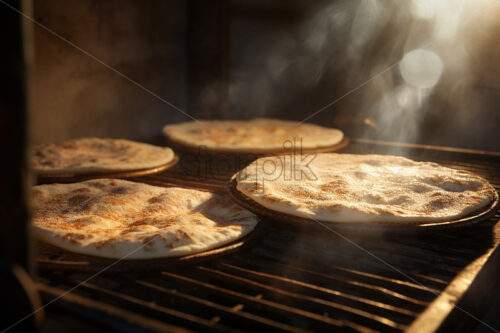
[[399, 49, 444, 89], [410, 0, 438, 19]]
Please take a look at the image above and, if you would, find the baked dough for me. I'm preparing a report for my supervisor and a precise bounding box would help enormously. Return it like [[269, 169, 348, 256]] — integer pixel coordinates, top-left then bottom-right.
[[32, 137, 175, 175], [235, 153, 497, 224], [32, 179, 259, 259], [163, 118, 344, 153]]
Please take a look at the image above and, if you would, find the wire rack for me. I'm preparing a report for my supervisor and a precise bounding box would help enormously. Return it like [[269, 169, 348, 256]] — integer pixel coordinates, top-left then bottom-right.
[[36, 139, 500, 332]]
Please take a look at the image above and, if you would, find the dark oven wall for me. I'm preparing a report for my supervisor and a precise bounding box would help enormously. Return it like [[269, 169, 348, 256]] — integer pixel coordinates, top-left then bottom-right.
[[30, 0, 188, 146], [30, 0, 500, 151]]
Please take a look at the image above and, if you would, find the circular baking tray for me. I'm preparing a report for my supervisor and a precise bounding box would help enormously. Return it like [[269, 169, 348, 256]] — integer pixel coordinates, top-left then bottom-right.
[[228, 176, 500, 233], [36, 155, 179, 184], [35, 222, 262, 273], [165, 137, 350, 157]]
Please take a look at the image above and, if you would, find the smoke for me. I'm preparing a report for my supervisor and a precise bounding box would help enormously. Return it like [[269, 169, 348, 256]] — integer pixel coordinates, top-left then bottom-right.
[[225, 0, 500, 150], [323, 0, 499, 148]]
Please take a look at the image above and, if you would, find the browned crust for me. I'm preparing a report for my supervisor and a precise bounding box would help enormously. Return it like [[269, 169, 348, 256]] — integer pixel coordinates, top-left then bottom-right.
[[35, 221, 263, 273], [36, 155, 179, 184], [228, 176, 500, 232], [165, 137, 350, 156]]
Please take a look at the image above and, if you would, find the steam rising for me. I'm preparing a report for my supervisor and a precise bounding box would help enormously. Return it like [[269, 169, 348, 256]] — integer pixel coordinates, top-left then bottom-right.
[[227, 0, 500, 150]]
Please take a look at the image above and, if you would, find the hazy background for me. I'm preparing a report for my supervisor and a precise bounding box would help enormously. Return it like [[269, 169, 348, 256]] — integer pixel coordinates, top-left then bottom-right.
[[30, 0, 500, 150]]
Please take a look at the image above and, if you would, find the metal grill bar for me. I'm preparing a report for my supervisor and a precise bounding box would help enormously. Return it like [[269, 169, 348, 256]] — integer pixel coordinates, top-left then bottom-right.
[[135, 280, 307, 332], [37, 283, 192, 333], [158, 271, 377, 333], [76, 281, 237, 332], [218, 260, 430, 307], [197, 265, 408, 330]]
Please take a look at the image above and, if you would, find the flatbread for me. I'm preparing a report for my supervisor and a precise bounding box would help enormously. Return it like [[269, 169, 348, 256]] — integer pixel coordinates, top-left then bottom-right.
[[31, 179, 259, 259], [235, 153, 497, 224], [32, 138, 175, 175], [163, 118, 344, 153]]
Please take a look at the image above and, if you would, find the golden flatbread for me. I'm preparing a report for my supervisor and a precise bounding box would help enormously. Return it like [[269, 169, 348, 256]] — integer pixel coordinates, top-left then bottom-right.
[[163, 118, 344, 153], [32, 137, 175, 175], [32, 179, 259, 259], [235, 153, 497, 224]]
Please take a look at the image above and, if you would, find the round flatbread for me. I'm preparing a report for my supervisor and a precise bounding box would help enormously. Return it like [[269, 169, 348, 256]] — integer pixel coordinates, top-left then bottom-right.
[[235, 153, 497, 224], [32, 138, 175, 175], [163, 118, 344, 153], [31, 179, 259, 259]]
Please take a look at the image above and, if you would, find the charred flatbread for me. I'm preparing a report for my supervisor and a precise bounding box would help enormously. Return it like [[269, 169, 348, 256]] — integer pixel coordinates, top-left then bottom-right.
[[32, 179, 259, 259], [32, 137, 175, 175], [235, 153, 497, 224], [163, 118, 344, 153]]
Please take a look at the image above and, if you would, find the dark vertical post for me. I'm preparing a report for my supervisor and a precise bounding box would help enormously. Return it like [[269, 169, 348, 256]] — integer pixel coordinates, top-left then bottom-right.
[[0, 0, 43, 331], [0, 0, 31, 272], [187, 0, 229, 119]]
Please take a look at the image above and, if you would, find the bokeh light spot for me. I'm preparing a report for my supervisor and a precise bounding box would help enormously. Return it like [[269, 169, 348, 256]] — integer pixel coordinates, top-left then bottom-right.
[[399, 49, 444, 88]]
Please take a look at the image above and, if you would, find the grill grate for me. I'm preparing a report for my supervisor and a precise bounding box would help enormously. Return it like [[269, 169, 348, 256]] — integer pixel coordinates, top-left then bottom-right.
[[36, 140, 500, 332]]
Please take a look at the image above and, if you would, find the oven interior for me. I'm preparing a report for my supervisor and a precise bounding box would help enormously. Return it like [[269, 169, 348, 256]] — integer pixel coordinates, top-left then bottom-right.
[[1, 0, 500, 332]]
